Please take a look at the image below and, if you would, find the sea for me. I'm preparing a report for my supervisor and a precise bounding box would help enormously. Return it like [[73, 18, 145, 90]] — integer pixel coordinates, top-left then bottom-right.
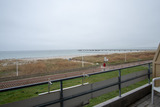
[[0, 49, 151, 60]]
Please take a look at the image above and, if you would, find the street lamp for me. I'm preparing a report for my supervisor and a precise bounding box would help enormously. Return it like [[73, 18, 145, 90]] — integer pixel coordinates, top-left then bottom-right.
[[16, 61, 19, 76], [82, 54, 84, 67], [103, 57, 109, 71]]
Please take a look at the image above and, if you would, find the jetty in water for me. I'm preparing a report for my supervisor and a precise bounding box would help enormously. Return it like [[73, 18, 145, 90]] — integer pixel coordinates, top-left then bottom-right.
[[78, 49, 156, 52]]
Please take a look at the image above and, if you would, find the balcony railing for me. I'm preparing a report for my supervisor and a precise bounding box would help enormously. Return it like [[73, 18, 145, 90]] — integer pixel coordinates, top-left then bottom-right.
[[0, 61, 152, 107]]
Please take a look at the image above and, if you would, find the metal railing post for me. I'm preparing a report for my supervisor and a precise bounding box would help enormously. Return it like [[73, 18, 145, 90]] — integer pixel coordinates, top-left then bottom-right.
[[118, 69, 121, 97], [48, 78, 52, 93], [82, 73, 84, 85], [82, 73, 89, 85], [48, 79, 50, 93], [60, 80, 63, 107], [148, 63, 151, 84]]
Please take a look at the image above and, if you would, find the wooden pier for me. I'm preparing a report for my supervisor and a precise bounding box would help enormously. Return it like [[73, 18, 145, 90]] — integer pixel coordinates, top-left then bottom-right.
[[78, 49, 156, 52]]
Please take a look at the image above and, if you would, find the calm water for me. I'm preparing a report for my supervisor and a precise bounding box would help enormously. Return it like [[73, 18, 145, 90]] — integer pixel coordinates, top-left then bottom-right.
[[0, 49, 136, 60]]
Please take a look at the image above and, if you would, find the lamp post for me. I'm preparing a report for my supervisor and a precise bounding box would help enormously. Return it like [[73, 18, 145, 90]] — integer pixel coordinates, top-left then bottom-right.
[[125, 52, 127, 62], [103, 57, 109, 71], [16, 61, 19, 76], [82, 54, 84, 67]]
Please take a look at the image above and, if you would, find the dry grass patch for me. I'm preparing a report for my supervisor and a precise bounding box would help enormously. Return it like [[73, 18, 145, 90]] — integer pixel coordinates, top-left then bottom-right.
[[73, 51, 155, 65], [0, 58, 91, 78]]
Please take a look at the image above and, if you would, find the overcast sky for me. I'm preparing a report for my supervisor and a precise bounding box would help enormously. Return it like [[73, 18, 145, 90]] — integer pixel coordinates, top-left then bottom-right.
[[0, 0, 160, 51]]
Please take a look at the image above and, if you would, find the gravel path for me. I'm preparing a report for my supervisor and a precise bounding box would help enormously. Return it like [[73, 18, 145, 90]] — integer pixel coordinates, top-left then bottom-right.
[[0, 60, 152, 90]]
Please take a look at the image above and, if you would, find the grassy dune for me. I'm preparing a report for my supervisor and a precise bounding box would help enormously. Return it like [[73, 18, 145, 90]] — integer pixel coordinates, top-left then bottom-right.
[[73, 51, 155, 65], [0, 51, 155, 78], [0, 59, 91, 78]]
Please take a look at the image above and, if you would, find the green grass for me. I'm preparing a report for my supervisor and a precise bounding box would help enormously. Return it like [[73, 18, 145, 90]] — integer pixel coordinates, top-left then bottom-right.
[[0, 65, 148, 105], [85, 79, 148, 107]]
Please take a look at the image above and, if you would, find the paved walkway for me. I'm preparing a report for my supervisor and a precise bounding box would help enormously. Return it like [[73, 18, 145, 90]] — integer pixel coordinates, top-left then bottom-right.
[[0, 60, 152, 90], [129, 93, 160, 107]]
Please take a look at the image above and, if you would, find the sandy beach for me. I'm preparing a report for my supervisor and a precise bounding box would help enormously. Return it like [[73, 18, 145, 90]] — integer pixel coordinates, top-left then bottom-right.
[[18, 51, 133, 61]]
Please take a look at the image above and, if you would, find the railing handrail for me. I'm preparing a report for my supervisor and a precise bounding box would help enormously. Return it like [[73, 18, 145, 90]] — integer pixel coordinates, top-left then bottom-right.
[[35, 72, 151, 107]]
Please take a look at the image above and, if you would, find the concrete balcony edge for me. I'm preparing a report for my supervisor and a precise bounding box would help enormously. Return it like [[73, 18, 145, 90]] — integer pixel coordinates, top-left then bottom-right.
[[94, 83, 152, 107]]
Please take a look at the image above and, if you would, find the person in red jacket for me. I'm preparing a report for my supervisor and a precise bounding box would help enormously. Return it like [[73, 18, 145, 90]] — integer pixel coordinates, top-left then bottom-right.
[[103, 62, 106, 67]]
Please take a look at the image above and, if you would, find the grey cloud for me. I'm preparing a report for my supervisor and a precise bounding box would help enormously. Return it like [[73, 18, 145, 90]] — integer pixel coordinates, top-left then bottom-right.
[[0, 0, 160, 51]]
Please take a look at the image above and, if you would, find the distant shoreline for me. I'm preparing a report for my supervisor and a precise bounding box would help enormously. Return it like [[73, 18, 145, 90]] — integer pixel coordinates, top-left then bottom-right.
[[17, 53, 109, 61], [11, 51, 152, 61], [0, 50, 155, 61]]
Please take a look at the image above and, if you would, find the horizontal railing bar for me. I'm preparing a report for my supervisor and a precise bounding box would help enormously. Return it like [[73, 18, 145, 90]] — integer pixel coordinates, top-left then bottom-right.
[[87, 62, 151, 77], [121, 72, 151, 84], [35, 82, 119, 107], [35, 71, 152, 107], [54, 61, 152, 81], [0, 62, 152, 92]]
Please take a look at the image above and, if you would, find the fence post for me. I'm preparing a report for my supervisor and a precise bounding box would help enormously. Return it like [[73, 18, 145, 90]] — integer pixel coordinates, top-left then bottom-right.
[[60, 80, 63, 107], [148, 63, 151, 84], [118, 69, 121, 97]]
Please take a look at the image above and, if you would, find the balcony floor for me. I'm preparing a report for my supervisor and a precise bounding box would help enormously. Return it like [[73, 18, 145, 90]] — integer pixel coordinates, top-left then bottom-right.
[[129, 92, 160, 107]]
